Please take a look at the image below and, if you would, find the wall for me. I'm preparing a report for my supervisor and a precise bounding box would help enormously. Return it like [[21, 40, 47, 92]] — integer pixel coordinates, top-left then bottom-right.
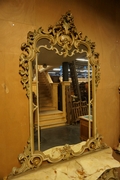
[[0, 0, 120, 178]]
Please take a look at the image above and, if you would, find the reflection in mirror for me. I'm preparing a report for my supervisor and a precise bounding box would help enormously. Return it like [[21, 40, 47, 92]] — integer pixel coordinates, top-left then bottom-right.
[[32, 45, 93, 151]]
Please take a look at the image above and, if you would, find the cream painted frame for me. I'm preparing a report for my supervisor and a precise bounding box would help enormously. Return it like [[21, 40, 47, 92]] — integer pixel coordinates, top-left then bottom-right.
[[5, 11, 107, 179]]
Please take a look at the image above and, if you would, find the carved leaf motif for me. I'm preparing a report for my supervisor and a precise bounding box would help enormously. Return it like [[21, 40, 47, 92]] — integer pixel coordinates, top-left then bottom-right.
[[19, 11, 100, 96], [6, 134, 107, 179]]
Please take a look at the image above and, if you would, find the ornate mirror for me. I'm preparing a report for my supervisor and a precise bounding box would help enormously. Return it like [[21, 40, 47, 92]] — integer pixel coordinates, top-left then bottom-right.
[[6, 12, 106, 178]]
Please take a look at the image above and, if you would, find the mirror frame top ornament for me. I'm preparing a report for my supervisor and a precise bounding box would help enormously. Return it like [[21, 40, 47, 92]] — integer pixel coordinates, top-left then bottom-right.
[[6, 11, 108, 179]]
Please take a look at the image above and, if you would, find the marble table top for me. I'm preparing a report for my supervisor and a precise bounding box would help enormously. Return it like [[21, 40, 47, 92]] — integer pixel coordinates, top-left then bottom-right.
[[10, 147, 120, 180]]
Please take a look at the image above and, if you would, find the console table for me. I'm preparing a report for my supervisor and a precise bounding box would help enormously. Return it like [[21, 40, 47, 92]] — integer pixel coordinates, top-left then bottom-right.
[[6, 146, 120, 180]]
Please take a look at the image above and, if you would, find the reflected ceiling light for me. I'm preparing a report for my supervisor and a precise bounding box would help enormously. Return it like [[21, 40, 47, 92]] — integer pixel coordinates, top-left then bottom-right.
[[53, 68, 70, 71], [53, 68, 60, 71], [76, 58, 88, 61], [79, 70, 92, 72]]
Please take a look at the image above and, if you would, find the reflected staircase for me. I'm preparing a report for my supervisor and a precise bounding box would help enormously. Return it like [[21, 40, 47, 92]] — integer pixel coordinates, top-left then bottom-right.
[[39, 71, 53, 111], [38, 71, 66, 129]]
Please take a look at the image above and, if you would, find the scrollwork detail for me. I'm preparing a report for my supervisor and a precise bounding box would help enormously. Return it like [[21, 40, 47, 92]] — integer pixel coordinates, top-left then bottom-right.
[[5, 135, 107, 179], [19, 11, 100, 95]]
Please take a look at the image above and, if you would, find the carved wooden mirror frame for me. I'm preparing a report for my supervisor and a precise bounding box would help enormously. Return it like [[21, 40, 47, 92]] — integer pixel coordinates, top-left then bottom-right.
[[6, 11, 108, 179]]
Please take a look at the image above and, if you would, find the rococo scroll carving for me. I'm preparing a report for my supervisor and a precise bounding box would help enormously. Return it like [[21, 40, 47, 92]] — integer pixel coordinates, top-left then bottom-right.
[[19, 51, 29, 97], [5, 134, 107, 179], [19, 11, 100, 96]]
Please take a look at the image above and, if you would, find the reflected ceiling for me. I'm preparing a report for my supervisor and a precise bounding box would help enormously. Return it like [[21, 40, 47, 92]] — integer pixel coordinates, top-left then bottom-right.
[[38, 47, 89, 78]]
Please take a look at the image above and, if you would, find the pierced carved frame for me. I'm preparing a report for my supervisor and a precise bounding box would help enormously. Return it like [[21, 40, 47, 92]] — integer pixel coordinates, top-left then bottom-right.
[[19, 11, 100, 97]]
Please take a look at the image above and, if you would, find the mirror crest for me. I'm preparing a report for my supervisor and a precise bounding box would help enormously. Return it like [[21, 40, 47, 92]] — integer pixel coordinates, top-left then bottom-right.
[[6, 12, 106, 179], [19, 11, 100, 97]]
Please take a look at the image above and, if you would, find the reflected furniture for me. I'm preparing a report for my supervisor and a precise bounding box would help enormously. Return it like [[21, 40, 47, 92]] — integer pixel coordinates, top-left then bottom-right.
[[80, 115, 92, 141]]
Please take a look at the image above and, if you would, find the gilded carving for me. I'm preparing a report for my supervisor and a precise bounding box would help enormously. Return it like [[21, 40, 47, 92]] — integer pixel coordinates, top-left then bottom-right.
[[19, 49, 29, 97], [5, 134, 108, 179], [19, 11, 100, 96]]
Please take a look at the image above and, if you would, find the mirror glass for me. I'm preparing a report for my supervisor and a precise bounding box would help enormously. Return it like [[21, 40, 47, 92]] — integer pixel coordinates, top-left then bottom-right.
[[31, 40, 93, 151], [19, 11, 100, 156]]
